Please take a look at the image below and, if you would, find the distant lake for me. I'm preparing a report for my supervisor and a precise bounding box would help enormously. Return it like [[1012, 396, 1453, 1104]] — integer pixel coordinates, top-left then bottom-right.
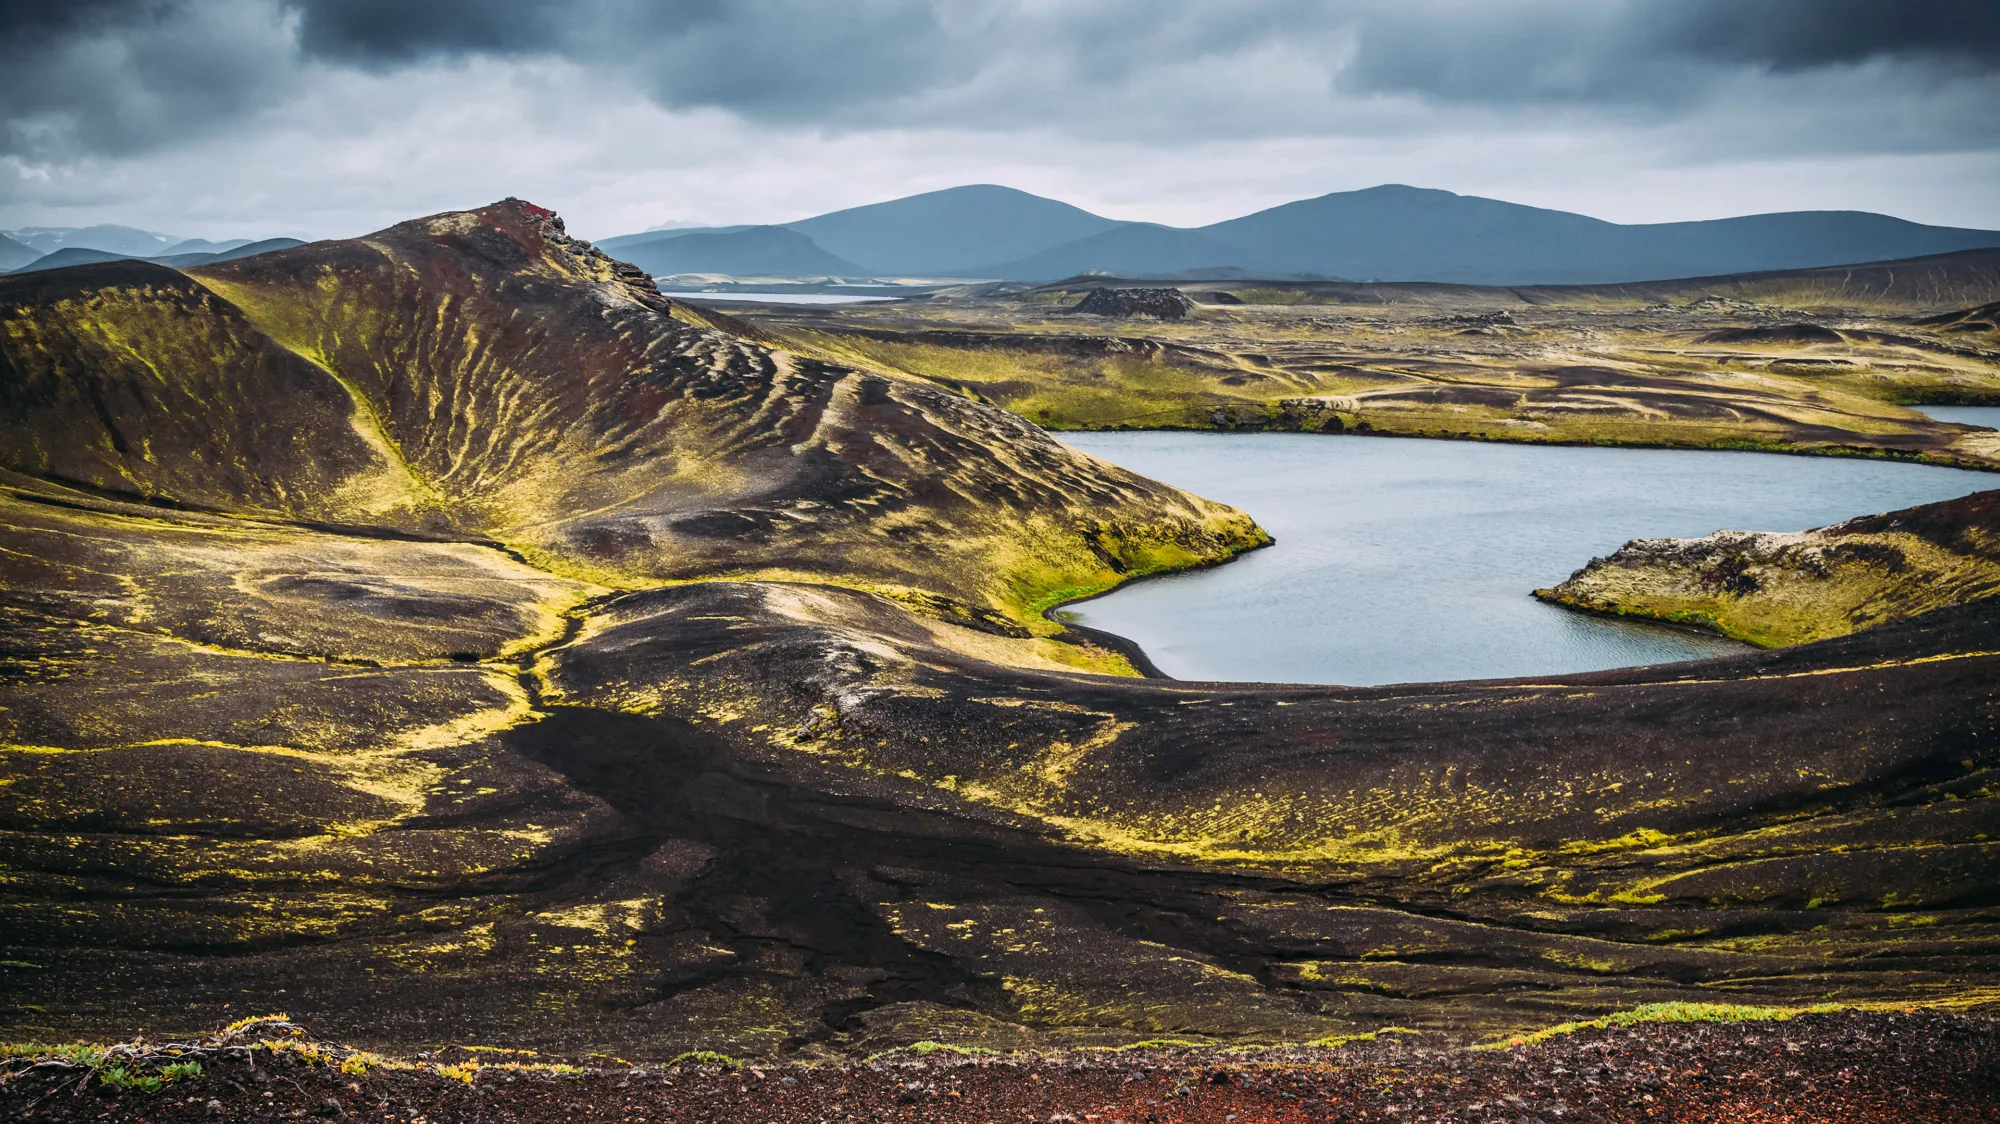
[[1058, 432, 1996, 686], [667, 292, 900, 304], [1914, 405, 2000, 429]]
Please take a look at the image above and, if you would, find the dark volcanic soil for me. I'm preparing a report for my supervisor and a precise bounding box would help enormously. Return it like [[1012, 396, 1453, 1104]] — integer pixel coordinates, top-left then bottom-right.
[[8, 198, 2000, 1066], [7, 1011, 1995, 1124]]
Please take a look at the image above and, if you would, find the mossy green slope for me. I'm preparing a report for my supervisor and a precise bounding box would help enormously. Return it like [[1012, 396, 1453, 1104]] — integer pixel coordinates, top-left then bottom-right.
[[0, 262, 431, 522], [1538, 488, 2000, 646]]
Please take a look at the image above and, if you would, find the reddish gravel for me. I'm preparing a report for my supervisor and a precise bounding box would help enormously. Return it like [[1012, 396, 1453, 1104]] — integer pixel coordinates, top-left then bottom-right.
[[5, 1010, 1996, 1123]]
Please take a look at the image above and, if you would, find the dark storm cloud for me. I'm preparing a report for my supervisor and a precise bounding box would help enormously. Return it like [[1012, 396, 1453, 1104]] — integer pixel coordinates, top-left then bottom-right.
[[286, 0, 966, 114], [0, 0, 296, 159], [0, 0, 148, 38], [1668, 0, 2000, 69], [289, 0, 577, 63], [1340, 0, 2000, 106], [3, 0, 1996, 161], [271, 0, 2000, 114]]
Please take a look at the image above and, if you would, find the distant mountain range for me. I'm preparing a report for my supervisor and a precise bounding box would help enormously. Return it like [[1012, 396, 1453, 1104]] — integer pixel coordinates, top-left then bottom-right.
[[0, 225, 302, 274], [2, 236, 308, 274], [0, 234, 37, 272], [149, 238, 308, 270], [596, 184, 2000, 285], [161, 237, 256, 256], [6, 223, 181, 257]]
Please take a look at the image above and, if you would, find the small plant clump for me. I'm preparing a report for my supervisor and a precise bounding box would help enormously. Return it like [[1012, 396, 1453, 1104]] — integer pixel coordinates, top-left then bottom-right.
[[0, 1037, 209, 1094], [665, 1049, 742, 1069], [1306, 1027, 1421, 1048], [0, 1015, 604, 1098], [864, 1039, 1003, 1062], [1478, 1000, 1847, 1049]]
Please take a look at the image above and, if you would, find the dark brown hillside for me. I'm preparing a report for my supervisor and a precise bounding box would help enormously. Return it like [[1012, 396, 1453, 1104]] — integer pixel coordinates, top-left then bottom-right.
[[1024, 247, 2000, 313], [1514, 246, 2000, 312], [0, 261, 424, 522], [187, 200, 1261, 623]]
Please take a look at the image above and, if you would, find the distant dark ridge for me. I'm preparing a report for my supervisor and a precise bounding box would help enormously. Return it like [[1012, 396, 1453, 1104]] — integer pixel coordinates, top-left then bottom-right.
[[784, 184, 1124, 275], [1026, 247, 2000, 313], [150, 237, 307, 269], [4, 237, 310, 275], [1697, 324, 1845, 345], [1916, 300, 2000, 334], [2, 222, 176, 257], [8, 246, 131, 274]]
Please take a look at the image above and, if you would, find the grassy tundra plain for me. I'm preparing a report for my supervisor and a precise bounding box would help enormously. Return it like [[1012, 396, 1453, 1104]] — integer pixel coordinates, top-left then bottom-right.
[[708, 250, 2000, 468]]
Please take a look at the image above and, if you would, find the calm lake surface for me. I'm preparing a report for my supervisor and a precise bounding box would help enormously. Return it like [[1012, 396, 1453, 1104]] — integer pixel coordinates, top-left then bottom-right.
[[1915, 405, 2000, 428], [1058, 432, 1998, 686]]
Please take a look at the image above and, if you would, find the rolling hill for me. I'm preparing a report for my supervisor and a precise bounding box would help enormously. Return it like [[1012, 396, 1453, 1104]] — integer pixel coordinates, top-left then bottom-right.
[[601, 183, 2000, 284], [148, 236, 308, 269], [1188, 185, 2000, 284], [160, 237, 255, 256], [10, 246, 133, 273], [596, 186, 1125, 278], [0, 234, 37, 272], [975, 221, 1279, 280], [783, 183, 1125, 275], [611, 224, 865, 277], [5, 237, 309, 274]]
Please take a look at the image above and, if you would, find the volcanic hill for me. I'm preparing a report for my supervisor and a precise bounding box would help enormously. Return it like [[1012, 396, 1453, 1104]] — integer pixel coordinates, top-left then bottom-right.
[[2, 200, 1999, 1063]]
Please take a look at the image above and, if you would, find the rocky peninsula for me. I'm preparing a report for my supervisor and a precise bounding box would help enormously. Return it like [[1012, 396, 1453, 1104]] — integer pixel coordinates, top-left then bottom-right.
[[1538, 488, 2000, 646]]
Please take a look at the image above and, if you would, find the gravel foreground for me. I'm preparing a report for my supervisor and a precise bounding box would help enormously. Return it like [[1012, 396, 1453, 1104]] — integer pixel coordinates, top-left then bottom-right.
[[4, 1010, 1996, 1123]]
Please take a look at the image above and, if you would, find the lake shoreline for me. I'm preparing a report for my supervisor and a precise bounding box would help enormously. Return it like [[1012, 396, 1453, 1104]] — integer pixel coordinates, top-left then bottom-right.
[[1042, 415, 2000, 475], [1042, 532, 1280, 680], [1056, 430, 1984, 685]]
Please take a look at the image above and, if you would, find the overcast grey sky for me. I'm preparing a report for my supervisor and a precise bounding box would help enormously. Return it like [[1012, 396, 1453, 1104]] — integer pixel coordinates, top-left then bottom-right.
[[3, 0, 1996, 241]]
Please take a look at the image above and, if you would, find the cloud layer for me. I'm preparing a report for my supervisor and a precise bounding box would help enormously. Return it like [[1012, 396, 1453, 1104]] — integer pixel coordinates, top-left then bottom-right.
[[3, 0, 1996, 239]]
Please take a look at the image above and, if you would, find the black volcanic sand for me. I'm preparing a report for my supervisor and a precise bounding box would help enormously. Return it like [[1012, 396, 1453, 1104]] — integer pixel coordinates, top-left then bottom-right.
[[3, 200, 2000, 1061], [4, 1011, 1995, 1123]]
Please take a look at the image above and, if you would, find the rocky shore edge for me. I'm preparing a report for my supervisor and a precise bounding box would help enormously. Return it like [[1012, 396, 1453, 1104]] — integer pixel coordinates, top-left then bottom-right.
[[1537, 488, 2000, 647]]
